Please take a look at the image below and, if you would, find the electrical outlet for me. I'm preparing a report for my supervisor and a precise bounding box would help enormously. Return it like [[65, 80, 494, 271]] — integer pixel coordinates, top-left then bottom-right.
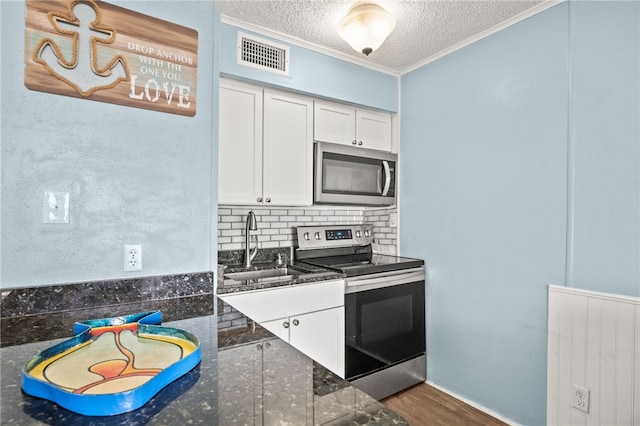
[[42, 191, 70, 224], [124, 245, 142, 272], [572, 385, 590, 413]]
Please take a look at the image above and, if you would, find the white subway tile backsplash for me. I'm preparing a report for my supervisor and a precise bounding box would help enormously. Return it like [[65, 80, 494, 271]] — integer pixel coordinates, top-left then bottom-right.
[[217, 206, 397, 254], [220, 215, 241, 222]]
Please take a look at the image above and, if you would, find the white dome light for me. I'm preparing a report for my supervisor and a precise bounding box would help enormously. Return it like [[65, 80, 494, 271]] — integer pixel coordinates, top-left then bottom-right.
[[337, 4, 396, 56]]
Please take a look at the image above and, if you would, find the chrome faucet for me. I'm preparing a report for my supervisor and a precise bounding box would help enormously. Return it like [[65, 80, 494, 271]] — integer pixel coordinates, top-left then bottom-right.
[[244, 211, 258, 268]]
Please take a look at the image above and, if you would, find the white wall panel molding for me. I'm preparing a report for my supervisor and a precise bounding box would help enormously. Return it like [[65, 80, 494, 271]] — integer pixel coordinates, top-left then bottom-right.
[[547, 284, 640, 426]]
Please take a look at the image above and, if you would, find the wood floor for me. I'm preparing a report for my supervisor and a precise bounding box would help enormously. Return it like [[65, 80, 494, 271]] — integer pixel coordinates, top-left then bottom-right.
[[382, 383, 509, 426]]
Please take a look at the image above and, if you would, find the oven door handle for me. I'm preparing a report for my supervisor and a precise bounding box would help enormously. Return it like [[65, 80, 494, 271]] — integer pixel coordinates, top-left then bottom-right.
[[345, 268, 425, 294]]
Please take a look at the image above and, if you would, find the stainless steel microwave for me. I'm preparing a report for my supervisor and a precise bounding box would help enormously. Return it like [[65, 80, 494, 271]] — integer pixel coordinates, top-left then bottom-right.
[[314, 142, 397, 206]]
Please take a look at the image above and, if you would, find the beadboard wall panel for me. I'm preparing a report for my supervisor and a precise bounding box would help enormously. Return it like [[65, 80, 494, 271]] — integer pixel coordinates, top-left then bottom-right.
[[547, 285, 640, 426]]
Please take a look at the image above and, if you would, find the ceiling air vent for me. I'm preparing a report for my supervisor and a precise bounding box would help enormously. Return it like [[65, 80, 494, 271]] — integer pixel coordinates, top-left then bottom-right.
[[237, 32, 289, 76]]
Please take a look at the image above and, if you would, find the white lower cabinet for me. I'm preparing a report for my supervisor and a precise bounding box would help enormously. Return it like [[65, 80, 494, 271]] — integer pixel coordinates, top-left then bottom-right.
[[218, 338, 313, 425], [262, 306, 345, 378], [219, 279, 345, 377]]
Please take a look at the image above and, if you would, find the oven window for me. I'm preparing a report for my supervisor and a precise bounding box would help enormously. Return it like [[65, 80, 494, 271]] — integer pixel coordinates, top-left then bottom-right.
[[345, 281, 425, 380], [361, 296, 413, 345]]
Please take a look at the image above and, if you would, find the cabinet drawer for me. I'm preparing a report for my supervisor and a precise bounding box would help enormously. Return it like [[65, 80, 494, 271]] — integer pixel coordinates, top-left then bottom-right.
[[220, 279, 344, 323]]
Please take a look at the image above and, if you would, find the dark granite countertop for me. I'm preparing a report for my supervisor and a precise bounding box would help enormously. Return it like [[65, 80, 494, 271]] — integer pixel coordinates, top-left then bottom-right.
[[0, 274, 406, 425]]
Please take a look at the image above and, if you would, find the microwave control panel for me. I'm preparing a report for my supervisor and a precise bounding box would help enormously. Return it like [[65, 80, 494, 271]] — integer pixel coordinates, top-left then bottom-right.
[[296, 224, 374, 250]]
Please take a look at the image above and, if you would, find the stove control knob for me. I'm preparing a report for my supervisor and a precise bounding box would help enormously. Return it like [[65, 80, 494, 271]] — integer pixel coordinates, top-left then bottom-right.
[[314, 232, 321, 240], [355, 230, 362, 238], [364, 230, 371, 237], [303, 232, 310, 241]]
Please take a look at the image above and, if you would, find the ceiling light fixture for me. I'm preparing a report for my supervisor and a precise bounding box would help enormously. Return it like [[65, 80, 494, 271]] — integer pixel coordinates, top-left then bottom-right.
[[337, 4, 396, 56]]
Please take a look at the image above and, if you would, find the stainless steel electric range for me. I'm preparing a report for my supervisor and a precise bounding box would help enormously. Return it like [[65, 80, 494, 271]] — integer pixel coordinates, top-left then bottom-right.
[[295, 224, 426, 400]]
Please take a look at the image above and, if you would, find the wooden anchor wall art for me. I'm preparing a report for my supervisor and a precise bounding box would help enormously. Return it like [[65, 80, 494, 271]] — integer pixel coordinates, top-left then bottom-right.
[[24, 0, 199, 116]]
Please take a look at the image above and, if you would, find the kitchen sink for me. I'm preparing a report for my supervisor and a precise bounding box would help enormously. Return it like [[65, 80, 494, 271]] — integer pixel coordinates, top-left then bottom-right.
[[223, 267, 302, 282]]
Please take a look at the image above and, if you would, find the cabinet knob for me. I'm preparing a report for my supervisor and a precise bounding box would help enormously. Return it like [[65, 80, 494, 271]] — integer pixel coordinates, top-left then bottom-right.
[[256, 344, 262, 351], [292, 319, 299, 326], [265, 198, 271, 203], [264, 342, 271, 349], [283, 321, 290, 329], [352, 140, 357, 145], [257, 197, 263, 202], [358, 140, 363, 146]]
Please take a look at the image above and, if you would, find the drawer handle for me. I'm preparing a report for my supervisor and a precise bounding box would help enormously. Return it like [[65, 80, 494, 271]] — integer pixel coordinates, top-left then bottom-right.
[[283, 321, 290, 328], [292, 319, 299, 326]]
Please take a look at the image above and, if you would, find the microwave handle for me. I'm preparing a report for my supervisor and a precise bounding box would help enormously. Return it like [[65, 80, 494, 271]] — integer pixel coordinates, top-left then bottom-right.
[[381, 161, 391, 196]]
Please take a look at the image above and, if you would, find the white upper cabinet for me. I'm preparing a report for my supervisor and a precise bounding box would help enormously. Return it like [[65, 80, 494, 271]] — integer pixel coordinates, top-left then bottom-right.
[[314, 99, 393, 152], [218, 79, 313, 206], [218, 79, 263, 205], [313, 101, 356, 146], [262, 89, 313, 206], [355, 109, 393, 152]]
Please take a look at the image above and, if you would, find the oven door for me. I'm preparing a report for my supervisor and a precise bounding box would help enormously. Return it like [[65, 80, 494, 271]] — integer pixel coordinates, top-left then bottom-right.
[[314, 141, 396, 206], [344, 268, 425, 381]]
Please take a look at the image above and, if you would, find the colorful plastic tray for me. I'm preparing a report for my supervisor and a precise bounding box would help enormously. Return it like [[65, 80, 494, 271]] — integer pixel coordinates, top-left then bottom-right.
[[21, 311, 201, 416]]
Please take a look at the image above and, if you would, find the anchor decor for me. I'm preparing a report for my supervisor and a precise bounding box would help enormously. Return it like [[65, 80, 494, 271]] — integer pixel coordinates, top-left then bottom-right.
[[24, 0, 199, 116]]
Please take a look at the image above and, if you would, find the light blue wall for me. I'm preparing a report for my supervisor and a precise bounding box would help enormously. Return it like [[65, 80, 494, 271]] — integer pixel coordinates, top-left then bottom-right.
[[400, 1, 639, 424], [220, 23, 397, 112], [1, 1, 219, 288], [568, 0, 640, 295]]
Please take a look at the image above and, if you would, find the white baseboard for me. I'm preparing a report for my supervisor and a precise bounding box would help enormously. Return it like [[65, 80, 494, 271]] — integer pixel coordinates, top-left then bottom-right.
[[425, 380, 520, 426]]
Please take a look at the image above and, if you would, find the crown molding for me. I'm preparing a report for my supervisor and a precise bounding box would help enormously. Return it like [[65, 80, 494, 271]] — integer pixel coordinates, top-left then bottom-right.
[[220, 0, 563, 78]]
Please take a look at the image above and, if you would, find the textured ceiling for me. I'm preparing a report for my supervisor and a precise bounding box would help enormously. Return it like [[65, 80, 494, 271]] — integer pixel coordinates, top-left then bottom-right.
[[215, 0, 550, 74]]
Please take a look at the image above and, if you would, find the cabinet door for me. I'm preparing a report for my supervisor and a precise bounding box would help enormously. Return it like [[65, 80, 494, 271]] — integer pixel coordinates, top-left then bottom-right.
[[290, 306, 345, 378], [314, 100, 356, 146], [355, 109, 392, 152], [263, 89, 313, 206], [218, 79, 263, 204], [262, 339, 313, 425], [218, 342, 263, 425]]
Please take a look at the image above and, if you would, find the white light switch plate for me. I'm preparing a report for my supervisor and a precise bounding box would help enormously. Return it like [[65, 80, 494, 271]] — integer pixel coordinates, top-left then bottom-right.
[[42, 191, 70, 224]]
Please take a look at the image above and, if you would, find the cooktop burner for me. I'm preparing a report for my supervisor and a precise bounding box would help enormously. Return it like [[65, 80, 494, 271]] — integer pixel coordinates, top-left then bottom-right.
[[295, 224, 424, 277]]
